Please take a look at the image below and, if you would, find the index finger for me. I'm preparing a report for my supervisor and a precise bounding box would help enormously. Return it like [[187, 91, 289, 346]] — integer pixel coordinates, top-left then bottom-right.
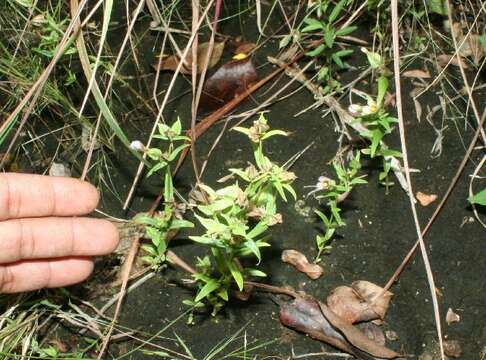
[[0, 173, 99, 220]]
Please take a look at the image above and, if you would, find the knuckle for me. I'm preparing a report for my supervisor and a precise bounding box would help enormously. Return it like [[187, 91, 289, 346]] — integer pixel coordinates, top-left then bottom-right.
[[0, 267, 15, 293]]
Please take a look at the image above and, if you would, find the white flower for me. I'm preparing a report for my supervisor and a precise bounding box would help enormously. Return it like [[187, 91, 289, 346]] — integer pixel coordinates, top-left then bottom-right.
[[348, 104, 362, 116], [130, 140, 145, 152]]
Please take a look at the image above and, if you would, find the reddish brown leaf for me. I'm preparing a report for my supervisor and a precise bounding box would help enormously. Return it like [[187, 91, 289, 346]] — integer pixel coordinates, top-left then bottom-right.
[[281, 249, 323, 280], [199, 57, 257, 112]]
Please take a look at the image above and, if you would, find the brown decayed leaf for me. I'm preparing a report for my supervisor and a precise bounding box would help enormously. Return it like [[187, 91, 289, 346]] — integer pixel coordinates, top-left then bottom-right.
[[352, 281, 393, 320], [452, 22, 486, 65], [446, 308, 461, 325], [416, 191, 438, 207], [357, 322, 386, 347], [281, 250, 323, 279], [153, 41, 225, 75], [199, 57, 257, 112], [280, 296, 400, 359], [403, 69, 431, 79], [326, 286, 378, 323], [235, 42, 257, 55], [437, 54, 469, 69]]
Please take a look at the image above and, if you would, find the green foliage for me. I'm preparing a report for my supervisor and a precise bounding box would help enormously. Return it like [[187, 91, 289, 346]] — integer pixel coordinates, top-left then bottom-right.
[[351, 74, 402, 190], [299, 0, 357, 94], [312, 152, 366, 261], [32, 11, 77, 59], [135, 119, 193, 269], [468, 188, 486, 206], [188, 114, 296, 314]]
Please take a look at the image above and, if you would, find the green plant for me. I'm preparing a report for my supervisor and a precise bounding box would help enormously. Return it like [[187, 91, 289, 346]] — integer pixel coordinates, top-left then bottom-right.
[[300, 0, 357, 94], [312, 152, 366, 261], [134, 119, 193, 269], [188, 115, 296, 314], [350, 74, 402, 190]]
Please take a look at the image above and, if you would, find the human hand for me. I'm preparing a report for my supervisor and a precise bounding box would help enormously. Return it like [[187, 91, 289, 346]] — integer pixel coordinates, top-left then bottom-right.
[[0, 173, 119, 293]]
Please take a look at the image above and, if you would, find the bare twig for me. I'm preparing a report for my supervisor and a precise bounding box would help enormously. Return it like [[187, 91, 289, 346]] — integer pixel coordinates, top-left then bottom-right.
[[390, 2, 444, 358]]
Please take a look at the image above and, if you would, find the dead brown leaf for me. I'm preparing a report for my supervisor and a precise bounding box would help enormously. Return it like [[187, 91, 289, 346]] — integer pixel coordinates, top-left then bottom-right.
[[199, 57, 257, 112], [452, 22, 486, 65], [281, 250, 323, 279], [235, 42, 257, 55], [357, 322, 386, 347], [153, 41, 225, 75], [446, 308, 461, 325], [416, 191, 438, 207], [403, 69, 431, 79], [352, 280, 393, 320], [327, 286, 378, 323], [437, 54, 469, 69]]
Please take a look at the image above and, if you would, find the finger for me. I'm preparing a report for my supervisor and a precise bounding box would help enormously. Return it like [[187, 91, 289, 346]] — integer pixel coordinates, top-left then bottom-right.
[[0, 217, 119, 263], [0, 173, 99, 220], [0, 257, 94, 293]]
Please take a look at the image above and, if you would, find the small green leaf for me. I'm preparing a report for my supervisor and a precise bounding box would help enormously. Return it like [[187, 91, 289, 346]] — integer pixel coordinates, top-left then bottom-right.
[[244, 239, 262, 263], [370, 129, 384, 157], [195, 279, 220, 302], [146, 161, 167, 177], [376, 76, 389, 108], [146, 148, 162, 160], [227, 261, 244, 291], [324, 30, 335, 48], [261, 129, 288, 140], [336, 25, 357, 37], [301, 18, 324, 32], [329, 0, 346, 23], [171, 118, 182, 136], [305, 44, 326, 57], [468, 188, 486, 206], [233, 126, 251, 136], [168, 143, 190, 162], [246, 268, 267, 277]]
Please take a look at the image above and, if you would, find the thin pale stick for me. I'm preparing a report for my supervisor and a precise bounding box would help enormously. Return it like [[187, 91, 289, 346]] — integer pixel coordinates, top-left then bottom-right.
[[391, 2, 444, 358]]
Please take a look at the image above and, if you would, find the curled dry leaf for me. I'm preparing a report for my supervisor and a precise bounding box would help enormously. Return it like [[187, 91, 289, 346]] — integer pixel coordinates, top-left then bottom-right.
[[152, 41, 225, 75], [446, 308, 460, 325], [352, 281, 393, 320], [281, 250, 323, 280], [402, 69, 431, 79], [199, 57, 257, 112], [327, 286, 379, 324], [416, 191, 438, 207]]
